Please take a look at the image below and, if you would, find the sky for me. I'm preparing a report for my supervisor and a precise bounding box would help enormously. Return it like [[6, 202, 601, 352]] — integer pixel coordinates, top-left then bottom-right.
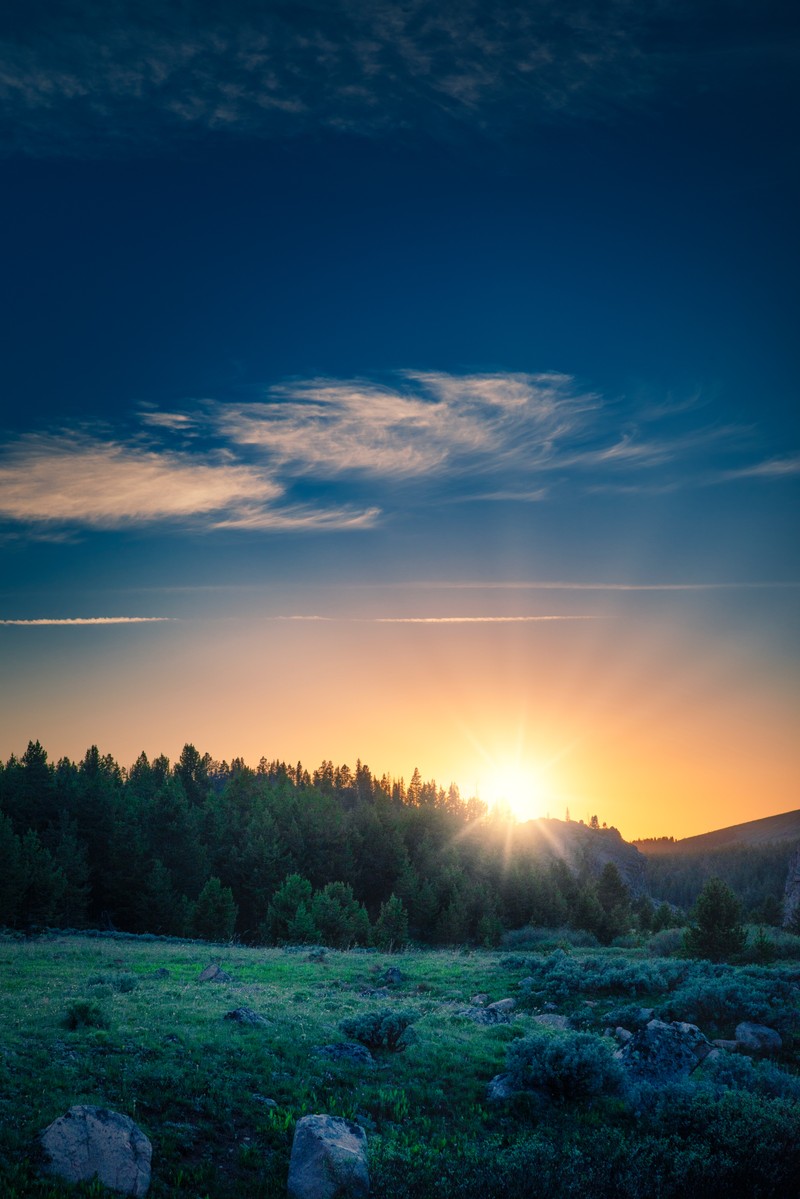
[[1, 1, 798, 838]]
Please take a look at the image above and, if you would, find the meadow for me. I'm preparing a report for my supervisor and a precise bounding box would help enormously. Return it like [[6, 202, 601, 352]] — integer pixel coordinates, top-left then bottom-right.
[[1, 931, 799, 1198]]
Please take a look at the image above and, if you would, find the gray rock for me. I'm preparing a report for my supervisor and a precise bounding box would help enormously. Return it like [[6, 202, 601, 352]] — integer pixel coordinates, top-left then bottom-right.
[[487, 998, 516, 1015], [486, 1072, 518, 1103], [459, 1005, 511, 1025], [252, 1094, 279, 1109], [198, 963, 231, 983], [378, 967, 404, 986], [615, 1027, 633, 1045], [41, 1105, 152, 1197], [313, 1042, 376, 1068], [532, 1013, 571, 1031], [470, 993, 490, 1006], [617, 1019, 711, 1084], [735, 1022, 782, 1054], [712, 1039, 740, 1052], [287, 1114, 369, 1199], [224, 1007, 267, 1025]]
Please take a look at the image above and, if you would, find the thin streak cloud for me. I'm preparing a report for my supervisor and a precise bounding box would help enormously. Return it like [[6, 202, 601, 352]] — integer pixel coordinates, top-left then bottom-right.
[[275, 614, 597, 623], [0, 617, 174, 626]]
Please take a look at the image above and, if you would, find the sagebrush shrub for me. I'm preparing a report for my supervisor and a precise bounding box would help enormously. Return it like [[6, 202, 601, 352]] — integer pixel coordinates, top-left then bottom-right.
[[63, 999, 109, 1030], [506, 1030, 623, 1101], [339, 1008, 418, 1051]]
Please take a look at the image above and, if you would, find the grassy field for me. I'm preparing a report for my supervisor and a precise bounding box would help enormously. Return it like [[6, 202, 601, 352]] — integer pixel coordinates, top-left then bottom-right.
[[1, 932, 799, 1198]]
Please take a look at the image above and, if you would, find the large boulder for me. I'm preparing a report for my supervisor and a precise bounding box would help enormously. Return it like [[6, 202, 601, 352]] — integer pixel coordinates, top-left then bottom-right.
[[735, 1022, 782, 1054], [41, 1105, 152, 1197], [617, 1019, 711, 1085], [288, 1114, 369, 1199]]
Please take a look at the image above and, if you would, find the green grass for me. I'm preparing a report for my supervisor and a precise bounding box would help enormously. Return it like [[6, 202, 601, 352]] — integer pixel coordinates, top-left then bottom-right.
[[0, 934, 798, 1197]]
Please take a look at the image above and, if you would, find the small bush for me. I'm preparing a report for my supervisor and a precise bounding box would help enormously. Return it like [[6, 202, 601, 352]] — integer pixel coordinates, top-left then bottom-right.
[[647, 927, 686, 957], [63, 1000, 110, 1030], [339, 1008, 418, 1052], [661, 967, 798, 1035], [88, 972, 138, 993], [506, 1030, 623, 1101], [502, 926, 599, 951], [703, 1052, 800, 1101]]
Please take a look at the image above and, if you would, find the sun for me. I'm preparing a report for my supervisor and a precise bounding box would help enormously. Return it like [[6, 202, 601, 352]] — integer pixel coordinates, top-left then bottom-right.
[[484, 764, 552, 822]]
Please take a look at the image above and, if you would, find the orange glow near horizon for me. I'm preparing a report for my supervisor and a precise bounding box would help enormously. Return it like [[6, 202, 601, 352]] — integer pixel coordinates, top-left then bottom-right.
[[0, 593, 797, 842]]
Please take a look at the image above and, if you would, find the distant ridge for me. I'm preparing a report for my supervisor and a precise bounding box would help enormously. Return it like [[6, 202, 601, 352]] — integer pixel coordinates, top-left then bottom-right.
[[636, 809, 800, 855]]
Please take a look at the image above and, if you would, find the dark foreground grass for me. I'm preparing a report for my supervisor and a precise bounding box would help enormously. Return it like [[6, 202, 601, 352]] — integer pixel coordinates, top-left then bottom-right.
[[0, 934, 798, 1198]]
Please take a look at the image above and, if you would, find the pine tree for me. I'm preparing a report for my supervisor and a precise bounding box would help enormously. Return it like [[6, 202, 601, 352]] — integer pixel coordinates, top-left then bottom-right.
[[193, 877, 238, 942], [684, 877, 746, 962]]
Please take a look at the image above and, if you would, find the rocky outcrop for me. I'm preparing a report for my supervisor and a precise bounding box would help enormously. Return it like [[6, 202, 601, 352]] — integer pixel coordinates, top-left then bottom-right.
[[519, 819, 647, 896], [616, 1019, 711, 1085], [287, 1114, 369, 1199], [783, 845, 800, 928], [41, 1106, 151, 1197]]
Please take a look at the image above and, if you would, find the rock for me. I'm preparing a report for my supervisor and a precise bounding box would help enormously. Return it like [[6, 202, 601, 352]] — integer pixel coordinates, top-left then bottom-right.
[[313, 1042, 376, 1068], [470, 993, 490, 1006], [532, 1013, 571, 1031], [486, 1072, 518, 1103], [711, 1039, 740, 1052], [198, 963, 231, 983], [287, 1114, 369, 1199], [735, 1022, 782, 1054], [615, 1027, 633, 1045], [252, 1094, 279, 1109], [617, 1019, 711, 1084], [487, 998, 516, 1015], [460, 1005, 512, 1025], [378, 967, 404, 986], [224, 1007, 267, 1025], [41, 1105, 152, 1197]]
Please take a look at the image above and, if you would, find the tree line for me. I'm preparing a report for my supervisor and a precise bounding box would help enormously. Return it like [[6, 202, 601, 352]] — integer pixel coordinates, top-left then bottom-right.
[[0, 740, 687, 946]]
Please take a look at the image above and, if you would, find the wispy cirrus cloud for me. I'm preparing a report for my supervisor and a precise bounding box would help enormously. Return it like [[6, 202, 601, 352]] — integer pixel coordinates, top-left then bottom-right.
[[0, 432, 378, 532], [0, 369, 793, 535], [214, 371, 595, 480], [0, 434, 280, 527], [718, 454, 800, 481], [0, 2, 788, 156]]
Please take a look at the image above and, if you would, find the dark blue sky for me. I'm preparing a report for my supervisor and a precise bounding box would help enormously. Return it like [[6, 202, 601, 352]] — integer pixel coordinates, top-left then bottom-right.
[[1, 1, 798, 834]]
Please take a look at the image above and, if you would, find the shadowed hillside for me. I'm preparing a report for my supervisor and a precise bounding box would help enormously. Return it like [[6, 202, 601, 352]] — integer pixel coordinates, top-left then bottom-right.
[[635, 810, 800, 856]]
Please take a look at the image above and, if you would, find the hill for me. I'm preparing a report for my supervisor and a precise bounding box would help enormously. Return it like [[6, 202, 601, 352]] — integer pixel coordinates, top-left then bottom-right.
[[522, 818, 647, 895], [635, 810, 800, 856]]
